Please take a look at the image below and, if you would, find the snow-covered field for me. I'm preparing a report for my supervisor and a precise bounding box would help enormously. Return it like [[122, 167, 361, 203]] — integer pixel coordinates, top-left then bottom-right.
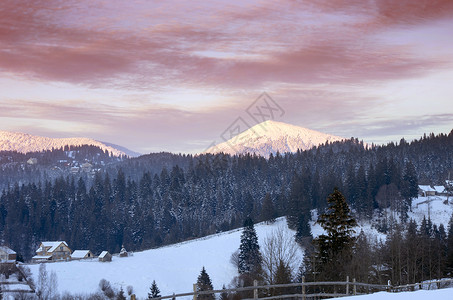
[[342, 288, 453, 300], [26, 196, 453, 299], [27, 218, 301, 298]]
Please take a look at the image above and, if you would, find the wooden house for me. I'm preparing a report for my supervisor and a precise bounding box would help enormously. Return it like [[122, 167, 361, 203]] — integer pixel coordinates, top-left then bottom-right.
[[119, 245, 128, 257], [433, 185, 447, 196], [32, 241, 71, 262], [418, 185, 436, 197], [99, 251, 112, 262], [0, 246, 16, 262], [71, 250, 94, 260]]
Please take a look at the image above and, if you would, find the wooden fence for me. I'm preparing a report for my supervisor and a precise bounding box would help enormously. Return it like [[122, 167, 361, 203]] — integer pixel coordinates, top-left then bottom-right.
[[150, 277, 453, 300]]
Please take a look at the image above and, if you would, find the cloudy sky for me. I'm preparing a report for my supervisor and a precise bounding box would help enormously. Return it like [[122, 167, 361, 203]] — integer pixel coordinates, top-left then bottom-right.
[[1, 0, 453, 154]]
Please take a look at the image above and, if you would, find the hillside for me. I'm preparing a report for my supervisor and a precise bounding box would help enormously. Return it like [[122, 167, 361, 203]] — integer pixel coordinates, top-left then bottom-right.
[[204, 120, 345, 157], [27, 218, 302, 298], [0, 131, 140, 157], [26, 195, 453, 299]]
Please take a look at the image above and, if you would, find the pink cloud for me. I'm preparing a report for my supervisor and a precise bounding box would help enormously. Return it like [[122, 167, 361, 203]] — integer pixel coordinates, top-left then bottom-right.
[[1, 0, 452, 91]]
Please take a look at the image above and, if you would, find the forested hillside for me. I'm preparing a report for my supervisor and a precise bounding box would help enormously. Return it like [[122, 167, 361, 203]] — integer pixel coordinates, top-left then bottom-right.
[[0, 130, 452, 260]]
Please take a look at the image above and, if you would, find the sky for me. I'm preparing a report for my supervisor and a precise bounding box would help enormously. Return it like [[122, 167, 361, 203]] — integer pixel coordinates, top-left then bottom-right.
[[1, 0, 453, 154]]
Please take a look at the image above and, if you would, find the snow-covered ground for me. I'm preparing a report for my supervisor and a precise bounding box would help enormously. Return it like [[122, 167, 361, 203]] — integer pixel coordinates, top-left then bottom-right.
[[26, 196, 453, 299], [410, 196, 452, 227], [27, 218, 301, 299], [342, 288, 453, 300]]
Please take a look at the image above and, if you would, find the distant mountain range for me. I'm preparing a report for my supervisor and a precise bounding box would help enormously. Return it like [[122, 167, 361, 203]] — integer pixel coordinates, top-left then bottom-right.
[[204, 120, 344, 157], [0, 131, 140, 157]]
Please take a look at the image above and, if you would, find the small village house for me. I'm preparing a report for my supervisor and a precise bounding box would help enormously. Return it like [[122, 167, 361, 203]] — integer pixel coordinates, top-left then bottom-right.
[[27, 158, 38, 165], [99, 251, 112, 262], [433, 185, 447, 196], [33, 241, 71, 262], [119, 245, 128, 257], [418, 185, 436, 197], [71, 250, 94, 260], [0, 246, 16, 262]]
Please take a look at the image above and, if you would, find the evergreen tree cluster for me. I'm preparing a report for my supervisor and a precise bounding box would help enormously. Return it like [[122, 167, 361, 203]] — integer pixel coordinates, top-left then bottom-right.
[[0, 131, 452, 260]]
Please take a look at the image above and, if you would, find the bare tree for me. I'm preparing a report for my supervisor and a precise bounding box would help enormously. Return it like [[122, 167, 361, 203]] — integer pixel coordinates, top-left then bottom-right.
[[37, 264, 59, 300], [37, 264, 49, 300], [261, 226, 302, 284]]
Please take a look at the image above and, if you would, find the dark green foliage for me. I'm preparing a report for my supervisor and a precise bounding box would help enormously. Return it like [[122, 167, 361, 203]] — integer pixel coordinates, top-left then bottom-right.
[[312, 188, 357, 281], [295, 213, 312, 246], [1, 131, 452, 260], [238, 218, 262, 276], [260, 193, 276, 223], [446, 214, 453, 275], [401, 161, 418, 206], [196, 267, 214, 300], [148, 280, 161, 299]]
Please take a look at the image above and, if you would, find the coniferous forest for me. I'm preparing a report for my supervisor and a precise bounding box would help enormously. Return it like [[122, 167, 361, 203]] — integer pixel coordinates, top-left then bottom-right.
[[0, 130, 453, 277]]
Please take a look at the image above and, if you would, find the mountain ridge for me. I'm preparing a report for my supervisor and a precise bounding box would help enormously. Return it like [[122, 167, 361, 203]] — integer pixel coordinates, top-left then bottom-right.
[[0, 130, 140, 157], [205, 120, 345, 157]]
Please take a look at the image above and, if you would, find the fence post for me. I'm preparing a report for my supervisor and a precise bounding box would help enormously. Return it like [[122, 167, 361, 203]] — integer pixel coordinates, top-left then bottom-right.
[[193, 283, 197, 300], [253, 280, 258, 299], [346, 276, 349, 295], [302, 276, 306, 300], [353, 278, 356, 295]]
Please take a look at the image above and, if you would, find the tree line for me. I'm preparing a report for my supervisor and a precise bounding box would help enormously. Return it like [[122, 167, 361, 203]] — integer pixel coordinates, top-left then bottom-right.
[[0, 130, 452, 260]]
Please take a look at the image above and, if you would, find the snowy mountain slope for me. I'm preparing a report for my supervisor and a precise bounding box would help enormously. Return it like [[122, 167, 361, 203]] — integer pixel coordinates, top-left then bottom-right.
[[27, 218, 301, 299], [204, 120, 345, 157], [0, 131, 140, 157], [26, 197, 453, 299]]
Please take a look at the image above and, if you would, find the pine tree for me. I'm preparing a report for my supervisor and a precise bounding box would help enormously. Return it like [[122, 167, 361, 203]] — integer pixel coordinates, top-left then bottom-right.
[[219, 284, 229, 300], [401, 161, 418, 211], [295, 213, 312, 247], [260, 193, 276, 223], [313, 188, 357, 281], [148, 280, 161, 299], [196, 267, 214, 300], [238, 218, 263, 276], [270, 259, 293, 296], [446, 213, 453, 275]]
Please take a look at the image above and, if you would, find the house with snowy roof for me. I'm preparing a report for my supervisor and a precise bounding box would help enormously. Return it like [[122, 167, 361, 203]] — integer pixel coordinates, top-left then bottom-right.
[[99, 251, 112, 262], [433, 185, 447, 196], [71, 250, 94, 260], [418, 185, 436, 197], [0, 246, 16, 262], [32, 241, 71, 262]]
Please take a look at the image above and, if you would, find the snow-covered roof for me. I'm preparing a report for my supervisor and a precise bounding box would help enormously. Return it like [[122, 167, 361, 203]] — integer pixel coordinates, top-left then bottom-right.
[[433, 186, 446, 193], [99, 251, 110, 258], [0, 246, 16, 254], [418, 185, 436, 192], [71, 250, 91, 258], [38, 241, 69, 253], [32, 255, 52, 259]]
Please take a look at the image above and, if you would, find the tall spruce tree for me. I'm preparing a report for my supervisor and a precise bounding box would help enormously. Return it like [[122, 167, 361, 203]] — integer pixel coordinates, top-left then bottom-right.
[[238, 218, 263, 276], [148, 280, 161, 299], [196, 267, 215, 300], [313, 188, 357, 281]]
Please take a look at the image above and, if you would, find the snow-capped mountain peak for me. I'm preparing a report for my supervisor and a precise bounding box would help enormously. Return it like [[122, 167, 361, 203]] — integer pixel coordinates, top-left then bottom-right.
[[204, 120, 344, 157], [0, 131, 140, 157]]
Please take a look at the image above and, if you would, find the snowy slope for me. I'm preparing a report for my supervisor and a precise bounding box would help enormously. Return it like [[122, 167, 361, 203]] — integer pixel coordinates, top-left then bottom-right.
[[0, 131, 140, 157], [204, 120, 344, 158], [26, 197, 453, 299], [27, 218, 302, 299]]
